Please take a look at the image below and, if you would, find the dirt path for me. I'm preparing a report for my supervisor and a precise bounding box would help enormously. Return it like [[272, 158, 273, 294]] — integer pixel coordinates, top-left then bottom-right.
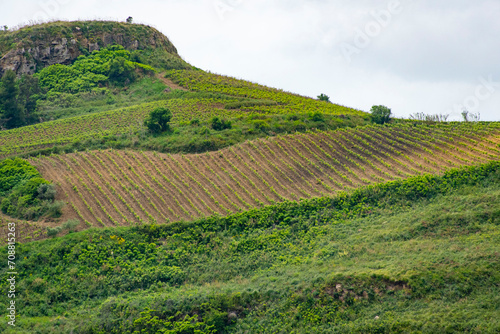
[[157, 72, 188, 91]]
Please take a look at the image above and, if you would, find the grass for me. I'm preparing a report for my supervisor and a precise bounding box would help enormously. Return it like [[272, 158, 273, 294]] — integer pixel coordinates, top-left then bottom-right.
[[1, 162, 499, 333]]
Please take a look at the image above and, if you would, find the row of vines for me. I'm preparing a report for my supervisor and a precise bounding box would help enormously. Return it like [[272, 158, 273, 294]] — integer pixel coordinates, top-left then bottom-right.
[[30, 123, 500, 228]]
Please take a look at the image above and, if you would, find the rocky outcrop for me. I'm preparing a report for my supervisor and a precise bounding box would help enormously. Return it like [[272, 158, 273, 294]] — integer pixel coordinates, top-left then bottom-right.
[[0, 21, 180, 77]]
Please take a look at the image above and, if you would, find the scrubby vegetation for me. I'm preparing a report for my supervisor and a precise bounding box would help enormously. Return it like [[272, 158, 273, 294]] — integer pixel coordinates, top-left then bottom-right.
[[36, 45, 156, 95], [144, 107, 172, 134], [0, 158, 62, 220]]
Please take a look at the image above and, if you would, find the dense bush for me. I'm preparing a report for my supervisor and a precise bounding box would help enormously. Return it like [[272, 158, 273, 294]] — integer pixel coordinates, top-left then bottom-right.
[[370, 105, 392, 124], [211, 116, 232, 131], [0, 158, 62, 220], [317, 93, 330, 102], [144, 107, 173, 134]]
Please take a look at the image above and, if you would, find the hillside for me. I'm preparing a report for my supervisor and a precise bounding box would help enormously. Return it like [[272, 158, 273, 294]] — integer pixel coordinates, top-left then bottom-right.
[[1, 162, 499, 333], [1, 20, 500, 334]]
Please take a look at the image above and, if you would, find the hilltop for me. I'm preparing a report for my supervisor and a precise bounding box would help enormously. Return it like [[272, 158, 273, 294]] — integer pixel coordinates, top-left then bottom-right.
[[0, 20, 188, 77]]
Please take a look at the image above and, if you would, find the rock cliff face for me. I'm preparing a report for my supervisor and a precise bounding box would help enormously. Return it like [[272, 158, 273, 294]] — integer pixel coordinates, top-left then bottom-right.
[[0, 21, 180, 77]]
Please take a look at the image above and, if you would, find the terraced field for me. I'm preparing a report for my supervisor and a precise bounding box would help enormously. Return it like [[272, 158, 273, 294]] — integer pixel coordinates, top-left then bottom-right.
[[0, 70, 368, 159], [31, 123, 500, 229], [0, 99, 234, 158], [167, 70, 366, 116]]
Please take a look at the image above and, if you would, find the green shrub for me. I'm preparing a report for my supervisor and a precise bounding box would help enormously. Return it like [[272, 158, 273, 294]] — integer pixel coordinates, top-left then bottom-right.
[[309, 111, 325, 122], [370, 105, 392, 124], [37, 183, 56, 201], [62, 218, 80, 232], [0, 158, 60, 220], [317, 93, 330, 102], [0, 157, 40, 193], [211, 116, 232, 131], [144, 107, 173, 134], [251, 119, 269, 131], [47, 226, 62, 237]]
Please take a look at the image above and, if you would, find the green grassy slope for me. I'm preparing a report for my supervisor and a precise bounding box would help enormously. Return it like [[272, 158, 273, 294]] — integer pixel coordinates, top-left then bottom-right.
[[1, 162, 499, 333]]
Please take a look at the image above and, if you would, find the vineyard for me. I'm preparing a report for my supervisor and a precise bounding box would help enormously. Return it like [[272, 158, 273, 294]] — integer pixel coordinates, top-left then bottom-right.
[[167, 69, 367, 116], [0, 70, 368, 158], [0, 98, 238, 158], [30, 122, 500, 229]]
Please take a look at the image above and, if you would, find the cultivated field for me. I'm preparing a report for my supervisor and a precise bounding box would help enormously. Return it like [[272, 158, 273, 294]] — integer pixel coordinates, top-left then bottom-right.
[[31, 123, 500, 229], [0, 99, 233, 158], [0, 69, 368, 159]]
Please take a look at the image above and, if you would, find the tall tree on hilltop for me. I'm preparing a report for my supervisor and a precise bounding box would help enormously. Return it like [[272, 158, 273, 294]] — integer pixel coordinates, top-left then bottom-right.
[[0, 70, 24, 129]]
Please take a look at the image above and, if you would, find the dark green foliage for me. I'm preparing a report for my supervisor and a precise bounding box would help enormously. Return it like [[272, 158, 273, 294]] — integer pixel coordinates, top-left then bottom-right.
[[211, 116, 232, 131], [370, 105, 392, 124], [47, 226, 62, 237], [126, 16, 133, 24], [317, 93, 330, 102], [309, 111, 325, 122], [0, 158, 61, 220], [144, 107, 173, 133], [108, 56, 136, 84], [17, 74, 41, 124], [0, 72, 42, 129], [37, 183, 56, 201], [35, 45, 155, 94], [0, 70, 23, 129]]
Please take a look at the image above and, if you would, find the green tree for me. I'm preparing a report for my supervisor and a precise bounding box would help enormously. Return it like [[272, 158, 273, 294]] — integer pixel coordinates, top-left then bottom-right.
[[370, 105, 392, 124], [144, 107, 173, 134], [18, 74, 41, 124], [0, 70, 24, 129], [317, 93, 330, 102]]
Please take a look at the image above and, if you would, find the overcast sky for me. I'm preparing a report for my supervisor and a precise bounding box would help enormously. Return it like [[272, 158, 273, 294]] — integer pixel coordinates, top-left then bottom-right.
[[1, 0, 499, 121]]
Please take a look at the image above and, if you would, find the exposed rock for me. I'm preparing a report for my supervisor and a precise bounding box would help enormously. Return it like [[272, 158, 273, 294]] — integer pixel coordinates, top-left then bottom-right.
[[88, 42, 99, 52], [0, 21, 181, 77]]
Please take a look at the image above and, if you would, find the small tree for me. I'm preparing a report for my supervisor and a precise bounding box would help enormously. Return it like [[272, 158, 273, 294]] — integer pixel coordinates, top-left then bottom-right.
[[317, 93, 330, 102], [370, 105, 391, 124], [18, 74, 41, 125], [0, 70, 24, 129], [126, 16, 133, 24], [144, 107, 172, 134]]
